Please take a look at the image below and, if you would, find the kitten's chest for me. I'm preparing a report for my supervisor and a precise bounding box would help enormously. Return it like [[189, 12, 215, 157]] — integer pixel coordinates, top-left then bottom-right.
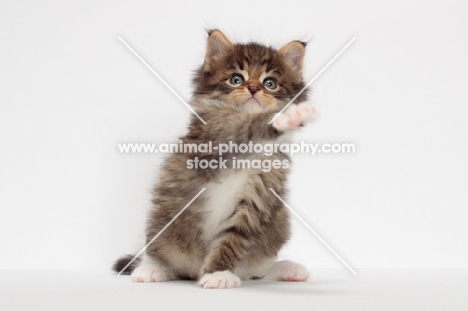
[[202, 170, 251, 241]]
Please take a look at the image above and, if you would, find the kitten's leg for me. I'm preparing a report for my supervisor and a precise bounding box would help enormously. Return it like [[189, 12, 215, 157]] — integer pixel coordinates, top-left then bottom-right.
[[131, 252, 171, 283], [197, 214, 254, 289], [197, 232, 245, 289], [198, 173, 291, 288], [273, 102, 318, 131], [264, 260, 310, 282]]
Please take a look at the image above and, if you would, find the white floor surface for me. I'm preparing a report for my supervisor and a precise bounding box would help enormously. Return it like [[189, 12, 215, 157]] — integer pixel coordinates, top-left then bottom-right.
[[1, 269, 467, 310]]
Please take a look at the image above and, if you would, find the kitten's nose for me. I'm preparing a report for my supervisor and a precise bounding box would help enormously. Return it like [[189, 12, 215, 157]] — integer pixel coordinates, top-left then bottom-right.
[[247, 83, 261, 95]]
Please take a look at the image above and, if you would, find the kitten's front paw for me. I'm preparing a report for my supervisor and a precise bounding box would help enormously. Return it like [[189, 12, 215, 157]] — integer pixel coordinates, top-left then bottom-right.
[[198, 270, 241, 289], [273, 103, 318, 131], [131, 265, 168, 283]]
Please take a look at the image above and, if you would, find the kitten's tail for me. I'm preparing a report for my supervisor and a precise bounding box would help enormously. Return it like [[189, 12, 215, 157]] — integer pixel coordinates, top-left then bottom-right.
[[112, 254, 140, 275]]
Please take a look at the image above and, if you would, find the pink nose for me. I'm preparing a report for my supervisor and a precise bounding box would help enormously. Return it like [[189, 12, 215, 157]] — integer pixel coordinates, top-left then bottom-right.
[[248, 84, 261, 95]]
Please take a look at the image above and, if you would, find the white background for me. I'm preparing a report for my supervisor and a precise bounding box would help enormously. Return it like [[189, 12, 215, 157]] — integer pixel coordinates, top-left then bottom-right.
[[1, 0, 467, 271]]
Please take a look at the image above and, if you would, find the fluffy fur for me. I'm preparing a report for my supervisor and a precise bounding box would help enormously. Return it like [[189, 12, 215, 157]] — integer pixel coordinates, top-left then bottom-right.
[[113, 30, 317, 289]]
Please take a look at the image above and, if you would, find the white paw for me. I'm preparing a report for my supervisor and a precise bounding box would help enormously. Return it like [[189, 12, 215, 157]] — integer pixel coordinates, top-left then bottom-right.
[[273, 103, 318, 131], [198, 270, 241, 289], [131, 265, 168, 283], [267, 260, 310, 282]]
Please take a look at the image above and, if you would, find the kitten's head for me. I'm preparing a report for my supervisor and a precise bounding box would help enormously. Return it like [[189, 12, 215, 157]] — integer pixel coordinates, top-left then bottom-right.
[[192, 30, 307, 113]]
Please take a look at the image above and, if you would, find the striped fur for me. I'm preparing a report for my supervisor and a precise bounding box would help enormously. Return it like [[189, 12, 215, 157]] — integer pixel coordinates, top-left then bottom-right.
[[114, 30, 311, 286]]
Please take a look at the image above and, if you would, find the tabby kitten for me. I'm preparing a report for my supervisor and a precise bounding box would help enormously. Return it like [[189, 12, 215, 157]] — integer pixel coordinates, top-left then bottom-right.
[[114, 30, 318, 289]]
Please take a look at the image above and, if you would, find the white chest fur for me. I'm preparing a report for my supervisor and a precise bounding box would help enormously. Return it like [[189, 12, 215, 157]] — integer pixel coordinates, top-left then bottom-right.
[[202, 169, 251, 241]]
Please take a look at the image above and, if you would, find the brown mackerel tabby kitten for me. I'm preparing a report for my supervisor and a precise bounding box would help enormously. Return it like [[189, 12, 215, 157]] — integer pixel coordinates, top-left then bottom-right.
[[114, 30, 318, 289]]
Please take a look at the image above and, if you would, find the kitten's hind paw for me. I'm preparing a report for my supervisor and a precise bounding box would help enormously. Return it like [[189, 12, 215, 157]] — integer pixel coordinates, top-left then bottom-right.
[[198, 270, 241, 289], [266, 260, 310, 282], [273, 102, 318, 131], [131, 265, 168, 283]]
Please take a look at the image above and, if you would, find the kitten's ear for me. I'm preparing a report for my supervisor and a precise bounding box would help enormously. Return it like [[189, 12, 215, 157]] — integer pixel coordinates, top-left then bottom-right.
[[204, 29, 233, 71], [278, 41, 306, 72]]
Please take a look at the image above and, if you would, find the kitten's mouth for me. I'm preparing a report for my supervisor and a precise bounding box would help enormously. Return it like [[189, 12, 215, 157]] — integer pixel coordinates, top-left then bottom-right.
[[243, 97, 263, 113], [244, 97, 261, 105]]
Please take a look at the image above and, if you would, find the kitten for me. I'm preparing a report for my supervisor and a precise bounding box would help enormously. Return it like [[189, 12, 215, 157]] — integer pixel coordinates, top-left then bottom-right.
[[113, 30, 318, 289]]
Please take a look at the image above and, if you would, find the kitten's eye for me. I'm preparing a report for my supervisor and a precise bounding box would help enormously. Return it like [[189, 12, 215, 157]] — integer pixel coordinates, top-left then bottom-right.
[[263, 78, 277, 90], [229, 74, 244, 85]]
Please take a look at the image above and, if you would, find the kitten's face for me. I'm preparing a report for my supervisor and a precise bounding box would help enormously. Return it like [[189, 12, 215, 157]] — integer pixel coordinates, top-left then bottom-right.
[[192, 30, 307, 113]]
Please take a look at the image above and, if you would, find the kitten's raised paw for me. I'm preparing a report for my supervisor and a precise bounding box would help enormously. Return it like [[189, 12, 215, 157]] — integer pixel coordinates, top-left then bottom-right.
[[273, 103, 318, 131], [131, 265, 168, 283], [267, 260, 310, 282], [198, 270, 241, 289]]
